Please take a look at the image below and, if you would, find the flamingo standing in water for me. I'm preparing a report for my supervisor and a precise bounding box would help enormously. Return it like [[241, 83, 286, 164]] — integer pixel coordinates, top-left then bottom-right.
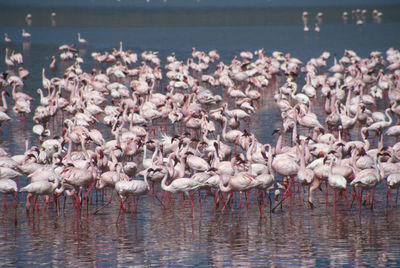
[[386, 172, 400, 207], [115, 168, 150, 217], [4, 48, 14, 69], [4, 33, 12, 45], [350, 153, 384, 210], [20, 175, 59, 211], [302, 11, 309, 32], [325, 156, 349, 209], [297, 139, 314, 201], [77, 33, 87, 46], [160, 160, 202, 213], [21, 29, 31, 39], [0, 178, 18, 211]]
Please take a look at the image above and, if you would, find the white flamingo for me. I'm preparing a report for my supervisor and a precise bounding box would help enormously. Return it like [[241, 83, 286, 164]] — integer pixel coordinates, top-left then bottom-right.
[[20, 174, 59, 211], [77, 33, 87, 45], [115, 170, 150, 203]]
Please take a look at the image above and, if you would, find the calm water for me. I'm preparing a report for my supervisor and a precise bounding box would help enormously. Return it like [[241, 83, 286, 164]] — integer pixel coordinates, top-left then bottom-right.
[[1, 0, 400, 266]]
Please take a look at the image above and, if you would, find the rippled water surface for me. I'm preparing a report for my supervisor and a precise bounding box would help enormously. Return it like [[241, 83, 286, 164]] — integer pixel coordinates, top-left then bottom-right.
[[1, 0, 400, 266]]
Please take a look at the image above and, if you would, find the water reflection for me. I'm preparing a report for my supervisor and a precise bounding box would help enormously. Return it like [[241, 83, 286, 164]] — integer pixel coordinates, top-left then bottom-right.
[[22, 40, 31, 54], [0, 191, 399, 266]]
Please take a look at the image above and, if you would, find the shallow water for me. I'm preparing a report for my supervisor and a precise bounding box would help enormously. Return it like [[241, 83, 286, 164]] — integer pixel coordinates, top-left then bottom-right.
[[1, 0, 400, 266]]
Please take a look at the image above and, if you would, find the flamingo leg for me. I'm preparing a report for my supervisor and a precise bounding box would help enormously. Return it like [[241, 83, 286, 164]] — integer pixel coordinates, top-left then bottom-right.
[[271, 194, 288, 213], [2, 195, 7, 213], [135, 198, 140, 217], [189, 192, 195, 217], [343, 190, 351, 210], [358, 190, 363, 214], [116, 198, 124, 224], [94, 190, 113, 215], [325, 181, 329, 209], [387, 188, 392, 209], [222, 192, 233, 212], [333, 189, 337, 212], [13, 192, 18, 209], [308, 178, 321, 209]]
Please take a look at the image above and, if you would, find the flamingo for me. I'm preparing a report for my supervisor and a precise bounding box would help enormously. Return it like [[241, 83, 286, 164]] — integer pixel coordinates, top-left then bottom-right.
[[385, 125, 400, 140], [221, 116, 244, 146], [0, 179, 18, 210], [328, 53, 344, 73], [302, 11, 309, 32], [49, 55, 57, 71], [367, 108, 393, 136], [350, 153, 384, 209], [4, 33, 12, 45], [51, 12, 56, 26], [222, 102, 250, 120], [254, 144, 276, 209], [387, 173, 400, 206], [0, 111, 11, 131], [77, 33, 87, 45], [185, 151, 210, 172], [21, 29, 31, 39], [4, 48, 14, 68], [326, 156, 348, 207], [297, 139, 314, 187], [217, 164, 260, 210], [314, 23, 320, 33], [114, 169, 150, 215], [160, 161, 202, 211], [20, 174, 59, 211]]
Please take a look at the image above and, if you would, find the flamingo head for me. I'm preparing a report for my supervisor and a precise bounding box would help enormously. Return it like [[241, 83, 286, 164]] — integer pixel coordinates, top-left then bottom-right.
[[358, 147, 366, 156], [272, 128, 281, 135], [207, 167, 218, 174]]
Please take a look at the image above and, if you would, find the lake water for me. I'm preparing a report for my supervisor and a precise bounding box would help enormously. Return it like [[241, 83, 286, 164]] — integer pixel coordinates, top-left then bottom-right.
[[1, 0, 400, 266]]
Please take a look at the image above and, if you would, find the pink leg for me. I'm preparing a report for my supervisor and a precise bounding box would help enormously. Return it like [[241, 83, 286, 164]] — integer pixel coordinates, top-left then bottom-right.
[[94, 190, 113, 215]]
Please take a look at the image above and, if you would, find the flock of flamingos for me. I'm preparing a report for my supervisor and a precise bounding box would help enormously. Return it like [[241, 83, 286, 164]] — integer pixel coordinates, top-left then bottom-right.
[[1, 23, 400, 221]]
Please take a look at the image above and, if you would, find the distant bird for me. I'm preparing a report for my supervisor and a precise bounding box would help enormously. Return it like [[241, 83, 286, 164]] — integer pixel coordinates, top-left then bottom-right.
[[302, 11, 309, 32], [316, 12, 323, 24], [314, 23, 320, 33], [21, 29, 31, 39], [49, 55, 57, 71], [4, 33, 12, 45], [342, 11, 349, 23], [77, 33, 87, 46], [51, 12, 56, 27], [25, 13, 32, 26]]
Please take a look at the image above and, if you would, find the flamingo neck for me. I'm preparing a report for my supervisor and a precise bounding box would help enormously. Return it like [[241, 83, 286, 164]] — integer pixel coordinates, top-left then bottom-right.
[[246, 135, 256, 162], [1, 92, 7, 110], [324, 94, 331, 114], [161, 165, 172, 190], [328, 156, 335, 176], [275, 131, 283, 154], [143, 171, 150, 190], [218, 173, 231, 193], [299, 141, 306, 169], [385, 109, 393, 125]]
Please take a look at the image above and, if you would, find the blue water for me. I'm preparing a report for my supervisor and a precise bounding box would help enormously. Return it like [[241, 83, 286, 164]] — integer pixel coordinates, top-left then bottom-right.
[[0, 0, 400, 266]]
